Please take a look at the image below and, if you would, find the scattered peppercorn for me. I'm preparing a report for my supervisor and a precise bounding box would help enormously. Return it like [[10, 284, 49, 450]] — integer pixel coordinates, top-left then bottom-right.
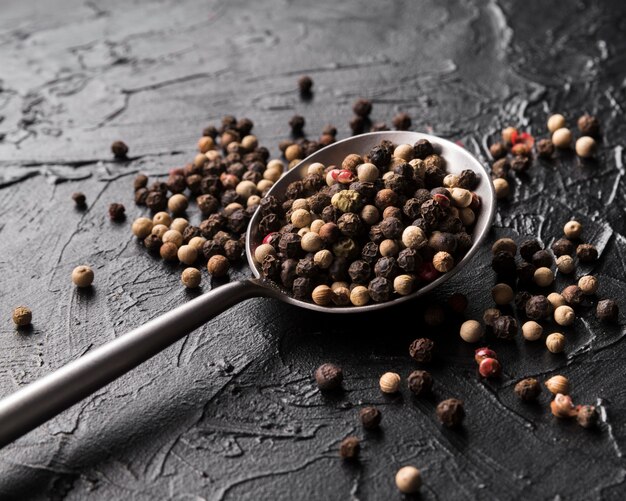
[[353, 98, 372, 117], [409, 338, 435, 363], [108, 203, 126, 221], [339, 436, 360, 459], [547, 114, 566, 133], [436, 398, 465, 428], [315, 363, 343, 391], [525, 295, 551, 320], [460, 320, 483, 343], [546, 333, 566, 354], [72, 192, 86, 207], [575, 136, 597, 158], [578, 275, 598, 295], [545, 375, 569, 395], [552, 128, 572, 148], [395, 466, 422, 494], [537, 138, 554, 158], [12, 306, 32, 327], [596, 299, 618, 322], [379, 372, 401, 394], [407, 370, 433, 396], [492, 315, 517, 339], [181, 268, 201, 288], [72, 265, 94, 288], [489, 142, 507, 159], [515, 378, 541, 401], [551, 393, 577, 418], [392, 112, 411, 130], [577, 114, 600, 137], [478, 357, 501, 378], [521, 321, 543, 341], [298, 75, 313, 95], [359, 406, 382, 429], [111, 140, 129, 159], [562, 285, 584, 306], [576, 243, 598, 263]]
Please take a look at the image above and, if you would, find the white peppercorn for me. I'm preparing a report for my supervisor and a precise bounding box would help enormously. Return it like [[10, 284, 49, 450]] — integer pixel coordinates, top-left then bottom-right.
[[72, 265, 94, 288], [545, 375, 569, 395], [153, 211, 172, 227], [450, 188, 472, 208], [168, 194, 188, 215], [575, 136, 597, 158], [554, 305, 575, 326], [301, 232, 322, 252], [170, 217, 188, 234], [522, 321, 543, 341], [395, 466, 422, 494], [181, 267, 201, 288], [314, 249, 333, 269], [578, 275, 598, 295], [493, 178, 509, 199], [162, 229, 183, 247], [152, 224, 169, 239], [291, 208, 312, 228], [433, 251, 454, 273], [546, 333, 565, 353], [393, 144, 414, 161], [534, 267, 554, 287], [563, 220, 582, 239], [360, 205, 380, 225], [310, 219, 324, 233], [350, 286, 370, 306], [492, 283, 514, 305], [402, 226, 426, 250], [379, 239, 400, 257], [556, 255, 575, 274], [291, 198, 309, 211], [357, 163, 379, 182], [393, 274, 414, 296], [460, 320, 483, 343], [547, 292, 566, 309], [379, 372, 401, 393], [247, 195, 261, 207], [443, 174, 459, 188], [177, 245, 198, 265], [188, 236, 207, 252], [552, 128, 572, 148], [547, 114, 566, 133], [132, 217, 153, 239], [312, 285, 333, 306], [254, 243, 276, 263]]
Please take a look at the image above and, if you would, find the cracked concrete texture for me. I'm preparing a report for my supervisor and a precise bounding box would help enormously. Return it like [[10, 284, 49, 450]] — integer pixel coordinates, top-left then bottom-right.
[[1, 0, 626, 499]]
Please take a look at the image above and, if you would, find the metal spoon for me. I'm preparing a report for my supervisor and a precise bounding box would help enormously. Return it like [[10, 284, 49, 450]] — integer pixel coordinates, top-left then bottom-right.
[[0, 131, 495, 447]]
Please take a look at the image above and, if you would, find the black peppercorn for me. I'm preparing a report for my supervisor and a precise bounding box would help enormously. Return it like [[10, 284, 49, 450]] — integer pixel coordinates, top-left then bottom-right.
[[199, 214, 226, 239], [143, 234, 162, 253], [296, 256, 319, 278], [532, 249, 554, 268], [280, 259, 298, 288], [525, 295, 551, 320], [133, 174, 148, 191], [596, 299, 618, 322], [361, 241, 380, 263], [111, 140, 128, 159], [379, 217, 403, 239], [407, 370, 433, 396], [202, 240, 224, 259], [551, 238, 574, 257], [236, 117, 254, 136], [392, 112, 411, 130], [337, 213, 363, 237], [314, 363, 343, 390], [353, 98, 372, 117], [292, 277, 313, 299], [368, 276, 392, 302], [577, 114, 600, 137], [339, 436, 360, 459], [397, 248, 421, 272], [298, 75, 313, 95], [367, 145, 391, 169], [349, 115, 366, 135], [457, 169, 478, 190], [289, 114, 306, 135], [259, 214, 281, 235], [279, 233, 302, 258], [517, 261, 536, 286], [491, 251, 517, 278], [491, 158, 510, 179], [420, 199, 443, 227], [519, 239, 542, 262], [515, 291, 532, 310], [374, 257, 400, 280], [409, 338, 435, 363], [537, 139, 554, 158], [72, 192, 86, 207], [348, 260, 372, 284], [224, 239, 243, 261], [145, 191, 167, 212], [329, 257, 349, 282], [436, 398, 465, 428], [489, 142, 507, 159], [261, 254, 281, 279], [226, 209, 249, 234], [428, 231, 457, 253], [514, 378, 541, 401], [492, 315, 518, 339], [134, 188, 149, 205], [456, 232, 473, 256], [182, 225, 201, 243], [576, 243, 598, 262], [359, 406, 382, 429], [108, 203, 126, 221], [413, 139, 434, 160]]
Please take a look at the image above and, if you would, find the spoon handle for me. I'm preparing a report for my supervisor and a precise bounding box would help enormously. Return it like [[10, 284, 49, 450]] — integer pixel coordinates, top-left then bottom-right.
[[0, 279, 264, 448]]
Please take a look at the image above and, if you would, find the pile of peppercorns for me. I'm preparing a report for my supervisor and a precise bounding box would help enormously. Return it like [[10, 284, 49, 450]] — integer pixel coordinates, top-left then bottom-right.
[[489, 112, 601, 200], [315, 353, 463, 495], [254, 138, 482, 306]]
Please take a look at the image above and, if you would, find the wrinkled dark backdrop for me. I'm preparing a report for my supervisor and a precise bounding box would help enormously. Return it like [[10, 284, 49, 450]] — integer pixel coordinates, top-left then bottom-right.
[[0, 0, 625, 499]]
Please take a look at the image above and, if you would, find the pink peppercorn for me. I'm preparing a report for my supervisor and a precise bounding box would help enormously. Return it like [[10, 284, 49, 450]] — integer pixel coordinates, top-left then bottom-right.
[[474, 347, 497, 364], [478, 358, 501, 378]]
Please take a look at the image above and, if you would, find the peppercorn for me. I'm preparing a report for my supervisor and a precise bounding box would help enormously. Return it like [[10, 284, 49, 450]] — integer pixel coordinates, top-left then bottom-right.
[[491, 250, 516, 278], [359, 406, 382, 429], [510, 155, 531, 173], [72, 265, 94, 287], [546, 332, 565, 353], [502, 126, 518, 145], [379, 372, 401, 393], [207, 255, 229, 277], [170, 218, 188, 234], [522, 320, 543, 341], [563, 221, 582, 240], [534, 267, 554, 287], [177, 245, 198, 265], [311, 285, 333, 306], [353, 98, 372, 117], [575, 136, 597, 158], [380, 238, 400, 257], [596, 299, 618, 322], [163, 229, 183, 248], [489, 142, 507, 159], [482, 309, 500, 328], [577, 114, 600, 137], [368, 276, 392, 302], [289, 115, 305, 136], [395, 466, 422, 494], [478, 357, 501, 378], [393, 274, 414, 296], [547, 114, 566, 133], [409, 338, 434, 363], [515, 378, 541, 401], [491, 158, 510, 179], [181, 268, 201, 289], [525, 295, 551, 320], [402, 226, 427, 250], [492, 315, 517, 339], [160, 242, 179, 261], [460, 320, 483, 343], [436, 398, 465, 427], [12, 306, 32, 327], [432, 251, 454, 273], [145, 191, 167, 212], [143, 234, 162, 253], [474, 347, 497, 364], [72, 192, 86, 207], [314, 363, 343, 390], [382, 205, 403, 220], [536, 138, 554, 158], [350, 286, 370, 306], [111, 140, 128, 158], [578, 275, 598, 295], [551, 238, 574, 257], [392, 112, 411, 130], [552, 128, 572, 148], [519, 239, 541, 262], [547, 292, 566, 309], [108, 203, 125, 221], [554, 255, 574, 275], [298, 75, 313, 95], [339, 436, 360, 460], [551, 393, 577, 419], [492, 283, 514, 305], [545, 375, 569, 395], [577, 405, 599, 429], [130, 217, 152, 239], [492, 238, 517, 256], [562, 285, 584, 306], [532, 249, 553, 268], [515, 291, 532, 310]]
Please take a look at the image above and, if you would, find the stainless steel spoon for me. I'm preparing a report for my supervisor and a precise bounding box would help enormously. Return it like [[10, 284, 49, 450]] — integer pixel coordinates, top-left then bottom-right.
[[0, 131, 495, 447]]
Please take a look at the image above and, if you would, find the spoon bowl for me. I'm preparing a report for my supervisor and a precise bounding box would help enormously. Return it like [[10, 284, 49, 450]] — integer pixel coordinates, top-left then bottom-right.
[[246, 131, 496, 312], [0, 131, 495, 447]]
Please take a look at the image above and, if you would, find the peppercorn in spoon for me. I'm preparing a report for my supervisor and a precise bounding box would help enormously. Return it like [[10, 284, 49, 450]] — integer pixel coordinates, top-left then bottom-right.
[[0, 131, 495, 447]]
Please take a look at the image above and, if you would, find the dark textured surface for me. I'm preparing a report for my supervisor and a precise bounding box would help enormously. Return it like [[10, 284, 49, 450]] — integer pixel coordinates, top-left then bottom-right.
[[1, 0, 625, 499]]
